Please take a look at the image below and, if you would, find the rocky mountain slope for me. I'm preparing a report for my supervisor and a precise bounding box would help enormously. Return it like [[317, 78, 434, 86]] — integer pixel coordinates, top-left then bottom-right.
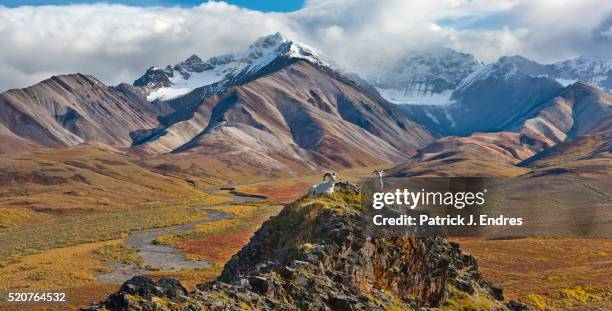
[[550, 55, 612, 91], [366, 50, 610, 109], [91, 185, 516, 310], [169, 60, 432, 166], [518, 82, 611, 145], [131, 34, 434, 169], [0, 123, 41, 153], [400, 56, 565, 136], [0, 74, 160, 151], [390, 82, 612, 177], [519, 130, 612, 172]]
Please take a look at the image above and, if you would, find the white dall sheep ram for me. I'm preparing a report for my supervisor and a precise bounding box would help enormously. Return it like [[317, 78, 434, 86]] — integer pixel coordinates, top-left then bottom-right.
[[373, 170, 384, 191], [308, 172, 337, 196]]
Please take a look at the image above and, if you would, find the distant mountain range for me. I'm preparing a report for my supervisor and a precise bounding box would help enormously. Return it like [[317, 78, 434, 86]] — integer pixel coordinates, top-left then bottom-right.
[[0, 32, 609, 176], [366, 50, 611, 106], [365, 48, 484, 105], [0, 33, 434, 171], [397, 54, 611, 135]]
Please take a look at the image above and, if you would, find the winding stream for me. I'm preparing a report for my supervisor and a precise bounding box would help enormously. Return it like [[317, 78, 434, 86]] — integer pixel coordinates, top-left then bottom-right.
[[96, 186, 264, 284]]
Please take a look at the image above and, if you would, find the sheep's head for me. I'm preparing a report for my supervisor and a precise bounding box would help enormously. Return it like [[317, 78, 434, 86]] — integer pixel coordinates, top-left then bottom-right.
[[373, 170, 384, 178], [323, 172, 337, 182]]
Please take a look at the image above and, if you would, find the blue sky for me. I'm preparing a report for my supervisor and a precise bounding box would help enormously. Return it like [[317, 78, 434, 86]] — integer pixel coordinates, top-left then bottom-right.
[[0, 0, 305, 12]]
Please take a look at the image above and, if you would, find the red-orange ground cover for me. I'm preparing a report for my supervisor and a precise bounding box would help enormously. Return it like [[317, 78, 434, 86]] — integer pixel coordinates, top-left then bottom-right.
[[178, 231, 254, 264], [238, 179, 315, 203]]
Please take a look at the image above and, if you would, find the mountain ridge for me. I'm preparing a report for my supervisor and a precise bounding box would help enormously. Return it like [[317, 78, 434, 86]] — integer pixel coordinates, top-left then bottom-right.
[[0, 73, 159, 150], [152, 59, 434, 169], [0, 33, 609, 177], [389, 82, 611, 177], [127, 35, 436, 169]]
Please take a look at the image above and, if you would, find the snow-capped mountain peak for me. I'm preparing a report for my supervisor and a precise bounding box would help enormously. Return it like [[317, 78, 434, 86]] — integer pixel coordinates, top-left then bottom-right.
[[552, 55, 612, 90], [365, 48, 483, 105], [455, 55, 546, 92], [456, 54, 612, 93], [134, 32, 330, 101]]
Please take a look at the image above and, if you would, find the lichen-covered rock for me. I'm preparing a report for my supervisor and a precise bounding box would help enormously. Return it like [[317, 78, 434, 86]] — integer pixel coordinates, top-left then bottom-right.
[[88, 187, 510, 311], [95, 276, 189, 310]]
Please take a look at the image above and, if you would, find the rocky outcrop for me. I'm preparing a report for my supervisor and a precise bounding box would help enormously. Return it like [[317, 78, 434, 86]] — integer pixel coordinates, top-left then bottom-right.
[[90, 186, 514, 310], [100, 276, 189, 310]]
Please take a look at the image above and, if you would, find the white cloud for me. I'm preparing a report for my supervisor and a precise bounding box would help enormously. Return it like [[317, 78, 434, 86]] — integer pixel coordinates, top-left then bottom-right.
[[0, 2, 294, 91], [0, 0, 610, 91]]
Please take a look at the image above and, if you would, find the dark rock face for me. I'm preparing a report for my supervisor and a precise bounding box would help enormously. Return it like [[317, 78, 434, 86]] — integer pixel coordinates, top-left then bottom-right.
[[133, 66, 174, 90], [507, 300, 530, 310], [89, 187, 507, 310], [98, 276, 188, 310]]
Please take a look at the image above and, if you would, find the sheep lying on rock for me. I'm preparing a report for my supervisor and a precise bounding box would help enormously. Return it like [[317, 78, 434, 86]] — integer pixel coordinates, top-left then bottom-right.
[[307, 172, 337, 196]]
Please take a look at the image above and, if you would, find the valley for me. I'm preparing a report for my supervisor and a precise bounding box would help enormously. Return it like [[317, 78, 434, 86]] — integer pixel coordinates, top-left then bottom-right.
[[0, 149, 608, 310]]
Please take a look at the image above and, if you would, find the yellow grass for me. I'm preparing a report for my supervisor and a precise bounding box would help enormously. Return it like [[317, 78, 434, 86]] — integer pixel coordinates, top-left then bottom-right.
[[91, 244, 143, 268], [0, 240, 126, 291], [0, 207, 39, 228], [0, 202, 212, 264]]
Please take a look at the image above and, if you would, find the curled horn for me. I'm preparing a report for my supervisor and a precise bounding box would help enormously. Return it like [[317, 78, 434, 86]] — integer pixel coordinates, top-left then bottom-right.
[[323, 172, 333, 181]]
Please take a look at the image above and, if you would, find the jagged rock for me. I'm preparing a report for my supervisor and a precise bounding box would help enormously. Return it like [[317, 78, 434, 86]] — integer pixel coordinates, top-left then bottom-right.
[[89, 187, 509, 310], [507, 300, 530, 310], [95, 276, 188, 311], [489, 284, 505, 301], [247, 276, 271, 295]]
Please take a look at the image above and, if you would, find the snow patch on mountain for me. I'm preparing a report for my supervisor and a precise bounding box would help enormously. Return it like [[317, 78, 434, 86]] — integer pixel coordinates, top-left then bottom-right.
[[376, 88, 453, 105], [555, 78, 578, 86], [457, 55, 612, 93], [551, 56, 612, 91], [135, 33, 330, 101], [456, 55, 547, 92], [147, 88, 191, 101]]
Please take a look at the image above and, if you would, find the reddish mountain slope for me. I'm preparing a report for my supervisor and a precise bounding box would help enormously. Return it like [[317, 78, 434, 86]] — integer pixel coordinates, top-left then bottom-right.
[[138, 60, 434, 169], [0, 74, 159, 151]]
